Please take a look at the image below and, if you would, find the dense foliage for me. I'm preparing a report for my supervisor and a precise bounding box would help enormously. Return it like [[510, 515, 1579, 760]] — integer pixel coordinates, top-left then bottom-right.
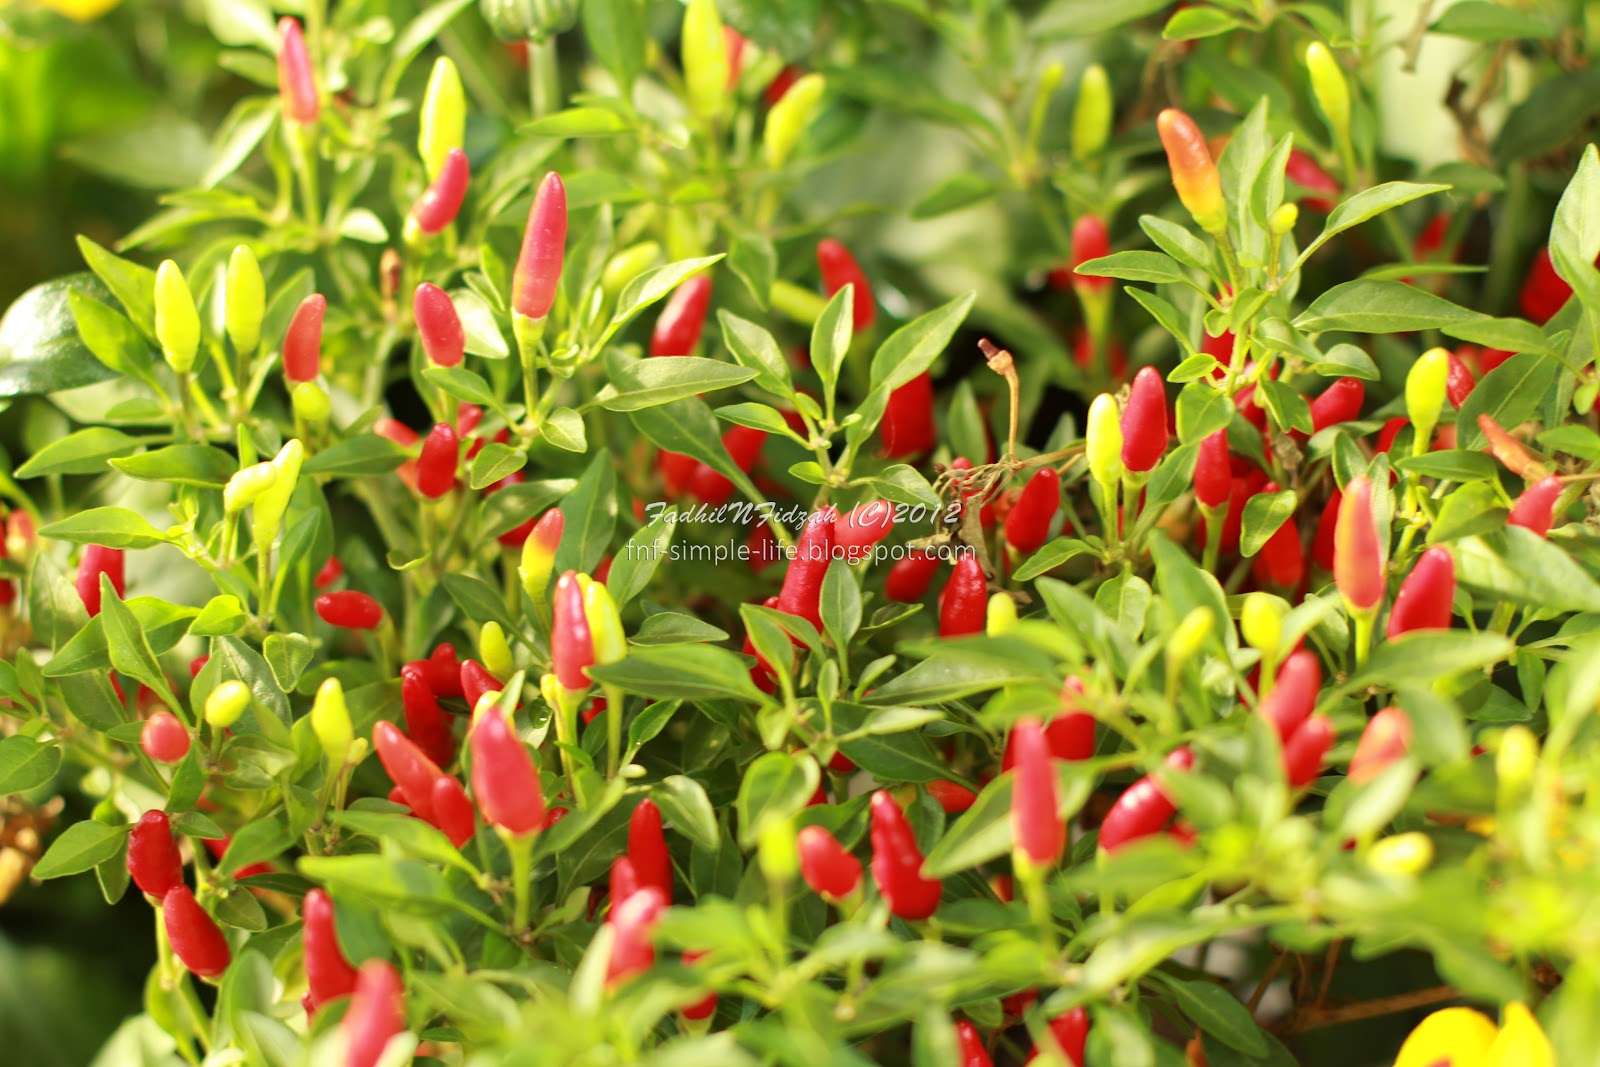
[[4, 1, 1600, 1065]]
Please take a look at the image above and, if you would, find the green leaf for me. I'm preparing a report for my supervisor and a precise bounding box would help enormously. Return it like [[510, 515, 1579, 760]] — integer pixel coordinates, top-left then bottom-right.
[[300, 435, 411, 477], [1014, 538, 1094, 581], [1175, 383, 1233, 444], [542, 408, 587, 452], [631, 399, 761, 503], [727, 230, 776, 310], [40, 507, 170, 550], [1353, 632, 1514, 688], [0, 735, 63, 793], [1550, 144, 1600, 300], [1455, 352, 1559, 449], [911, 174, 996, 219], [1076, 251, 1190, 286], [191, 595, 250, 637], [297, 855, 455, 910], [15, 427, 143, 477], [333, 810, 474, 875], [1392, 450, 1497, 482], [1162, 5, 1242, 40], [422, 365, 501, 410], [597, 356, 758, 411], [217, 816, 294, 878], [469, 443, 526, 491], [736, 752, 820, 845], [440, 574, 521, 638], [1294, 280, 1484, 333], [1493, 66, 1600, 163], [523, 106, 631, 137], [604, 256, 724, 346], [110, 444, 236, 488], [0, 274, 122, 397], [870, 292, 976, 393], [262, 633, 313, 693], [553, 452, 617, 576], [582, 0, 646, 91], [652, 776, 720, 851], [1166, 979, 1267, 1056], [1455, 529, 1600, 613], [1440, 317, 1555, 356], [1239, 490, 1296, 557], [821, 560, 863, 650], [867, 653, 1040, 704], [1311, 344, 1380, 381], [719, 311, 793, 397], [588, 645, 767, 703], [605, 507, 678, 609], [922, 764, 1093, 877], [69, 288, 154, 379], [1296, 184, 1453, 265], [1033, 0, 1170, 37], [1431, 0, 1553, 40], [76, 236, 158, 336], [32, 821, 128, 881], [811, 286, 855, 403]]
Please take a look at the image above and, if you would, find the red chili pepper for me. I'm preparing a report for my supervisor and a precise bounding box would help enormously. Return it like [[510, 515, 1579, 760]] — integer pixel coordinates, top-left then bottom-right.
[[188, 655, 210, 678], [201, 834, 272, 880], [276, 18, 318, 125], [142, 711, 190, 764], [609, 855, 640, 908], [342, 960, 406, 1067], [416, 642, 463, 698], [373, 720, 445, 823], [722, 25, 747, 86], [553, 572, 596, 690], [649, 274, 713, 357], [869, 791, 942, 919], [1121, 366, 1169, 473], [1283, 715, 1333, 788], [1307, 377, 1365, 434], [689, 426, 766, 506], [1098, 747, 1194, 854], [314, 556, 343, 589], [1375, 417, 1409, 456], [1251, 507, 1305, 592], [1311, 488, 1340, 572], [1349, 707, 1412, 784], [885, 550, 941, 603], [742, 595, 780, 693], [658, 449, 699, 497], [1334, 476, 1385, 612], [512, 172, 567, 321], [400, 665, 456, 767], [316, 590, 383, 630], [302, 887, 359, 1014], [282, 294, 327, 383], [411, 148, 469, 236], [1520, 246, 1571, 324], [415, 423, 459, 500], [605, 886, 666, 987], [1043, 677, 1097, 761], [1446, 353, 1476, 408], [1195, 430, 1232, 510], [955, 1020, 995, 1066], [1004, 468, 1060, 555], [1068, 214, 1112, 293], [1387, 546, 1455, 636], [836, 500, 896, 563], [681, 948, 717, 1020], [1011, 718, 1064, 868], [1508, 475, 1563, 538], [1026, 1008, 1089, 1066], [796, 825, 862, 900], [817, 238, 876, 331], [880, 372, 936, 457], [776, 510, 836, 631], [764, 65, 802, 107], [1155, 108, 1225, 233], [413, 283, 465, 368], [468, 710, 545, 837], [927, 779, 977, 814], [1072, 328, 1129, 379], [76, 544, 124, 618], [1477, 414, 1542, 478], [128, 810, 183, 898], [1285, 148, 1339, 213], [164, 885, 231, 979], [939, 554, 986, 637], [628, 798, 673, 903], [1259, 649, 1320, 743], [748, 520, 782, 574]]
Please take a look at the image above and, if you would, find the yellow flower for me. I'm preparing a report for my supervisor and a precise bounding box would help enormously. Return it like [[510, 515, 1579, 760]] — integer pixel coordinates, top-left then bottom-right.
[[1394, 1002, 1553, 1067]]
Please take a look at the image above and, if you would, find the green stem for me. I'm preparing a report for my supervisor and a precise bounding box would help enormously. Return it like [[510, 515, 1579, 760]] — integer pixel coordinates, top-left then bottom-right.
[[509, 831, 535, 935]]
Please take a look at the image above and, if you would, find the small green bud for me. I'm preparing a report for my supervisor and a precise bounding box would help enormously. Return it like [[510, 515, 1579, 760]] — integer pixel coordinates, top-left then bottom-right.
[[251, 439, 304, 548], [155, 260, 200, 375], [311, 677, 353, 767], [757, 818, 799, 884], [225, 245, 265, 358], [479, 621, 515, 680], [681, 0, 729, 121], [601, 241, 661, 296], [1269, 202, 1299, 236], [1240, 592, 1285, 661], [1305, 42, 1350, 140], [769, 279, 829, 326], [292, 381, 330, 425], [1367, 832, 1434, 878], [985, 592, 1018, 637], [1168, 606, 1214, 669], [1085, 393, 1125, 487], [1072, 63, 1112, 161], [1496, 725, 1538, 807], [204, 680, 251, 729], [1406, 347, 1452, 447]]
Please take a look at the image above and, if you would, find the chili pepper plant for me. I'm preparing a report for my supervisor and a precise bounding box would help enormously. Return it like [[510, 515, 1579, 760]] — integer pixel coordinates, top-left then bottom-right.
[[3, 1, 1600, 1065]]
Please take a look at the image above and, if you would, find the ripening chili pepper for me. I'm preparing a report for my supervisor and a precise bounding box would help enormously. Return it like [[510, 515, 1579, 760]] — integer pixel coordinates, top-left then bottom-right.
[[1086, 392, 1124, 488], [1283, 715, 1333, 788], [649, 275, 713, 357], [762, 72, 826, 168], [880, 372, 937, 457], [428, 775, 477, 846], [1308, 377, 1365, 434], [869, 791, 941, 919], [1304, 42, 1349, 141], [552, 571, 596, 691], [1520, 246, 1571, 324], [629, 798, 673, 902], [1376, 417, 1409, 456], [605, 886, 667, 987], [1509, 476, 1563, 538], [1252, 513, 1306, 592], [939, 554, 987, 637], [142, 711, 190, 764], [1259, 648, 1321, 744], [1026, 1008, 1089, 1066], [418, 57, 464, 181], [886, 550, 941, 603], [1446, 352, 1477, 408], [416, 423, 459, 500], [776, 510, 836, 631], [927, 779, 977, 814], [311, 677, 353, 769], [302, 888, 358, 1014], [1387, 547, 1455, 636], [954, 1020, 995, 1067], [342, 960, 406, 1067], [681, 949, 717, 1021], [986, 592, 1018, 635], [374, 720, 446, 823], [417, 643, 463, 698], [127, 810, 184, 898], [1195, 430, 1232, 511], [512, 172, 567, 322], [1334, 475, 1385, 614], [316, 590, 383, 631], [276, 18, 318, 125], [459, 659, 499, 714], [225, 245, 265, 358], [610, 856, 640, 908], [1121, 366, 1169, 474], [204, 680, 250, 729], [469, 709, 545, 837], [835, 500, 896, 563], [251, 438, 304, 551], [1070, 214, 1112, 293], [282, 294, 326, 383], [1156, 109, 1226, 234], [1477, 414, 1546, 479], [1285, 148, 1339, 213], [164, 885, 231, 979], [816, 238, 876, 332], [409, 149, 469, 239], [519, 509, 564, 601], [400, 665, 454, 767], [1407, 348, 1451, 447], [797, 825, 863, 901], [1349, 707, 1412, 785], [1311, 488, 1340, 572], [1004, 468, 1060, 555], [313, 556, 343, 590], [1099, 747, 1194, 854], [76, 544, 124, 617], [154, 260, 200, 375], [1011, 718, 1064, 870]]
